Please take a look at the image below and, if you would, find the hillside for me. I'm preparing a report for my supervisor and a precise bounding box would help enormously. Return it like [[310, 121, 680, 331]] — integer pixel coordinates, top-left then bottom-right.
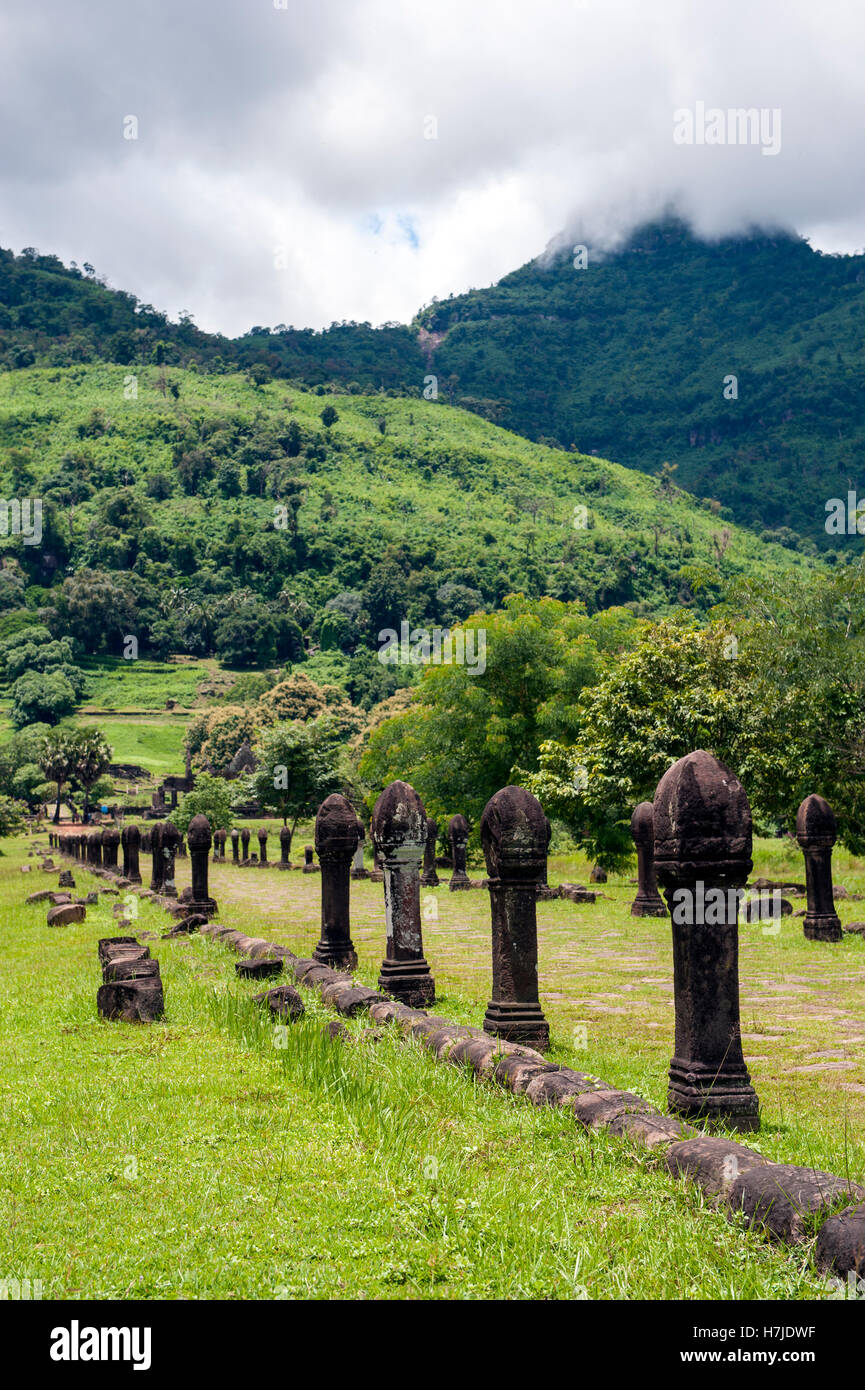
[[3, 219, 865, 545], [0, 364, 815, 696]]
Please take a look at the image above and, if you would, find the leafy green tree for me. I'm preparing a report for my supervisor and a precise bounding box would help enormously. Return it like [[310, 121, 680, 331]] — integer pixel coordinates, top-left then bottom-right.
[[0, 795, 26, 842], [359, 596, 635, 828], [242, 722, 342, 829], [320, 405, 338, 429], [38, 726, 80, 822], [11, 671, 77, 728], [69, 726, 113, 818], [169, 775, 238, 833]]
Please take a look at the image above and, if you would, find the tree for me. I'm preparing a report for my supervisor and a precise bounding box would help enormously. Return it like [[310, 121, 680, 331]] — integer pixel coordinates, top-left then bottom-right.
[[169, 775, 238, 833], [358, 596, 636, 829], [320, 405, 338, 429], [38, 727, 80, 822], [242, 722, 342, 829], [11, 671, 77, 729], [69, 727, 113, 818], [0, 795, 26, 842]]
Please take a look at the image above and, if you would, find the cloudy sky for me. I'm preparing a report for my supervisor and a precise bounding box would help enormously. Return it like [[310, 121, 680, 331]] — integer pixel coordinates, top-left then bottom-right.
[[2, 0, 864, 336]]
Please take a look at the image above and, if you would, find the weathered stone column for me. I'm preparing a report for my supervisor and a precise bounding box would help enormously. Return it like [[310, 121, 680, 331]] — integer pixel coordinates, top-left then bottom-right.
[[230, 828, 239, 863], [796, 795, 843, 942], [313, 794, 359, 971], [88, 831, 102, 867], [373, 781, 435, 1006], [420, 816, 439, 887], [278, 826, 292, 869], [161, 821, 181, 898], [240, 828, 250, 863], [630, 801, 667, 917], [141, 830, 151, 855], [187, 814, 218, 917], [149, 822, 165, 893], [122, 824, 141, 884], [257, 828, 268, 865], [303, 845, 319, 874], [101, 827, 120, 871], [653, 749, 760, 1132], [213, 828, 226, 861], [449, 814, 470, 890], [481, 786, 550, 1050], [350, 820, 369, 879]]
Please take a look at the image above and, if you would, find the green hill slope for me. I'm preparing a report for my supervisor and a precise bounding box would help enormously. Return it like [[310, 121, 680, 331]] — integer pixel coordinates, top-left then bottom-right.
[[0, 365, 815, 695]]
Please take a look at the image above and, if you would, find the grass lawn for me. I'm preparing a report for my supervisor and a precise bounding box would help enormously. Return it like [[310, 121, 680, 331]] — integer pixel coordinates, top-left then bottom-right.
[[77, 657, 219, 714], [1, 828, 862, 1300], [88, 715, 190, 777]]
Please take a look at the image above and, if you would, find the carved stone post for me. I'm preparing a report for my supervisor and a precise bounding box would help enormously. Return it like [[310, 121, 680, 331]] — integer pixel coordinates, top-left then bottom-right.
[[481, 786, 550, 1050], [630, 801, 667, 917], [161, 821, 181, 898], [653, 749, 760, 1132], [372, 781, 435, 1006], [448, 814, 470, 890], [213, 828, 226, 861], [240, 828, 250, 863], [88, 831, 102, 867], [420, 816, 439, 887], [279, 826, 292, 869], [350, 820, 369, 879], [257, 828, 268, 865], [149, 822, 165, 894], [187, 814, 218, 918], [122, 824, 141, 884], [102, 827, 120, 872], [796, 795, 843, 942], [303, 845, 319, 874], [313, 794, 359, 971], [231, 828, 239, 863]]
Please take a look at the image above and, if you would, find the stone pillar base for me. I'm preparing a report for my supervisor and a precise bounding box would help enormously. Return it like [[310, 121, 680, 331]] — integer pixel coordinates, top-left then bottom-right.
[[188, 898, 219, 921], [483, 1001, 549, 1052], [630, 894, 668, 917], [303, 865, 321, 875], [369, 870, 384, 883], [277, 862, 293, 871], [668, 1059, 760, 1132], [313, 940, 357, 972], [420, 870, 439, 887], [449, 875, 472, 891], [804, 913, 842, 942], [350, 867, 371, 880], [378, 957, 435, 1008]]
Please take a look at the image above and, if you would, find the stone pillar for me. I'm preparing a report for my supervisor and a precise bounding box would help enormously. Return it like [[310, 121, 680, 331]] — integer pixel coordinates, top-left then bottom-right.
[[102, 827, 120, 872], [796, 795, 843, 942], [653, 749, 760, 1132], [302, 845, 319, 874], [141, 830, 151, 855], [420, 816, 439, 887], [178, 835, 186, 858], [149, 822, 165, 893], [448, 814, 470, 890], [240, 828, 250, 863], [257, 828, 268, 865], [187, 814, 218, 917], [313, 794, 359, 971], [231, 828, 239, 863], [213, 828, 225, 861], [373, 781, 435, 1006], [161, 821, 181, 898], [279, 826, 292, 869], [481, 786, 550, 1050], [630, 801, 667, 917], [122, 824, 141, 884], [350, 819, 370, 879], [89, 831, 102, 867], [368, 845, 383, 882]]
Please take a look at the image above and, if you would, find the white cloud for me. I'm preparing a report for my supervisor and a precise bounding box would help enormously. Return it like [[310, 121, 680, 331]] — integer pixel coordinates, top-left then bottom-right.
[[1, 0, 864, 333]]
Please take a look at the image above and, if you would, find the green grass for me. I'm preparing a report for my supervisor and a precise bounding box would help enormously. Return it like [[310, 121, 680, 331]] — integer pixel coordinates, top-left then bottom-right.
[[77, 657, 214, 712], [1, 831, 862, 1299]]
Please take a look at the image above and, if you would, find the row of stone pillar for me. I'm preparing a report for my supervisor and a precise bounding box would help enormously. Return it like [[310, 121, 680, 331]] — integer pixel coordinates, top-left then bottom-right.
[[57, 818, 217, 919], [629, 790, 846, 941]]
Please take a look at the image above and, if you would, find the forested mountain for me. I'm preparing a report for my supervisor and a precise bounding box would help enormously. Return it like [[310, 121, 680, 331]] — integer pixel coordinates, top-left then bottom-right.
[[2, 215, 863, 542]]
